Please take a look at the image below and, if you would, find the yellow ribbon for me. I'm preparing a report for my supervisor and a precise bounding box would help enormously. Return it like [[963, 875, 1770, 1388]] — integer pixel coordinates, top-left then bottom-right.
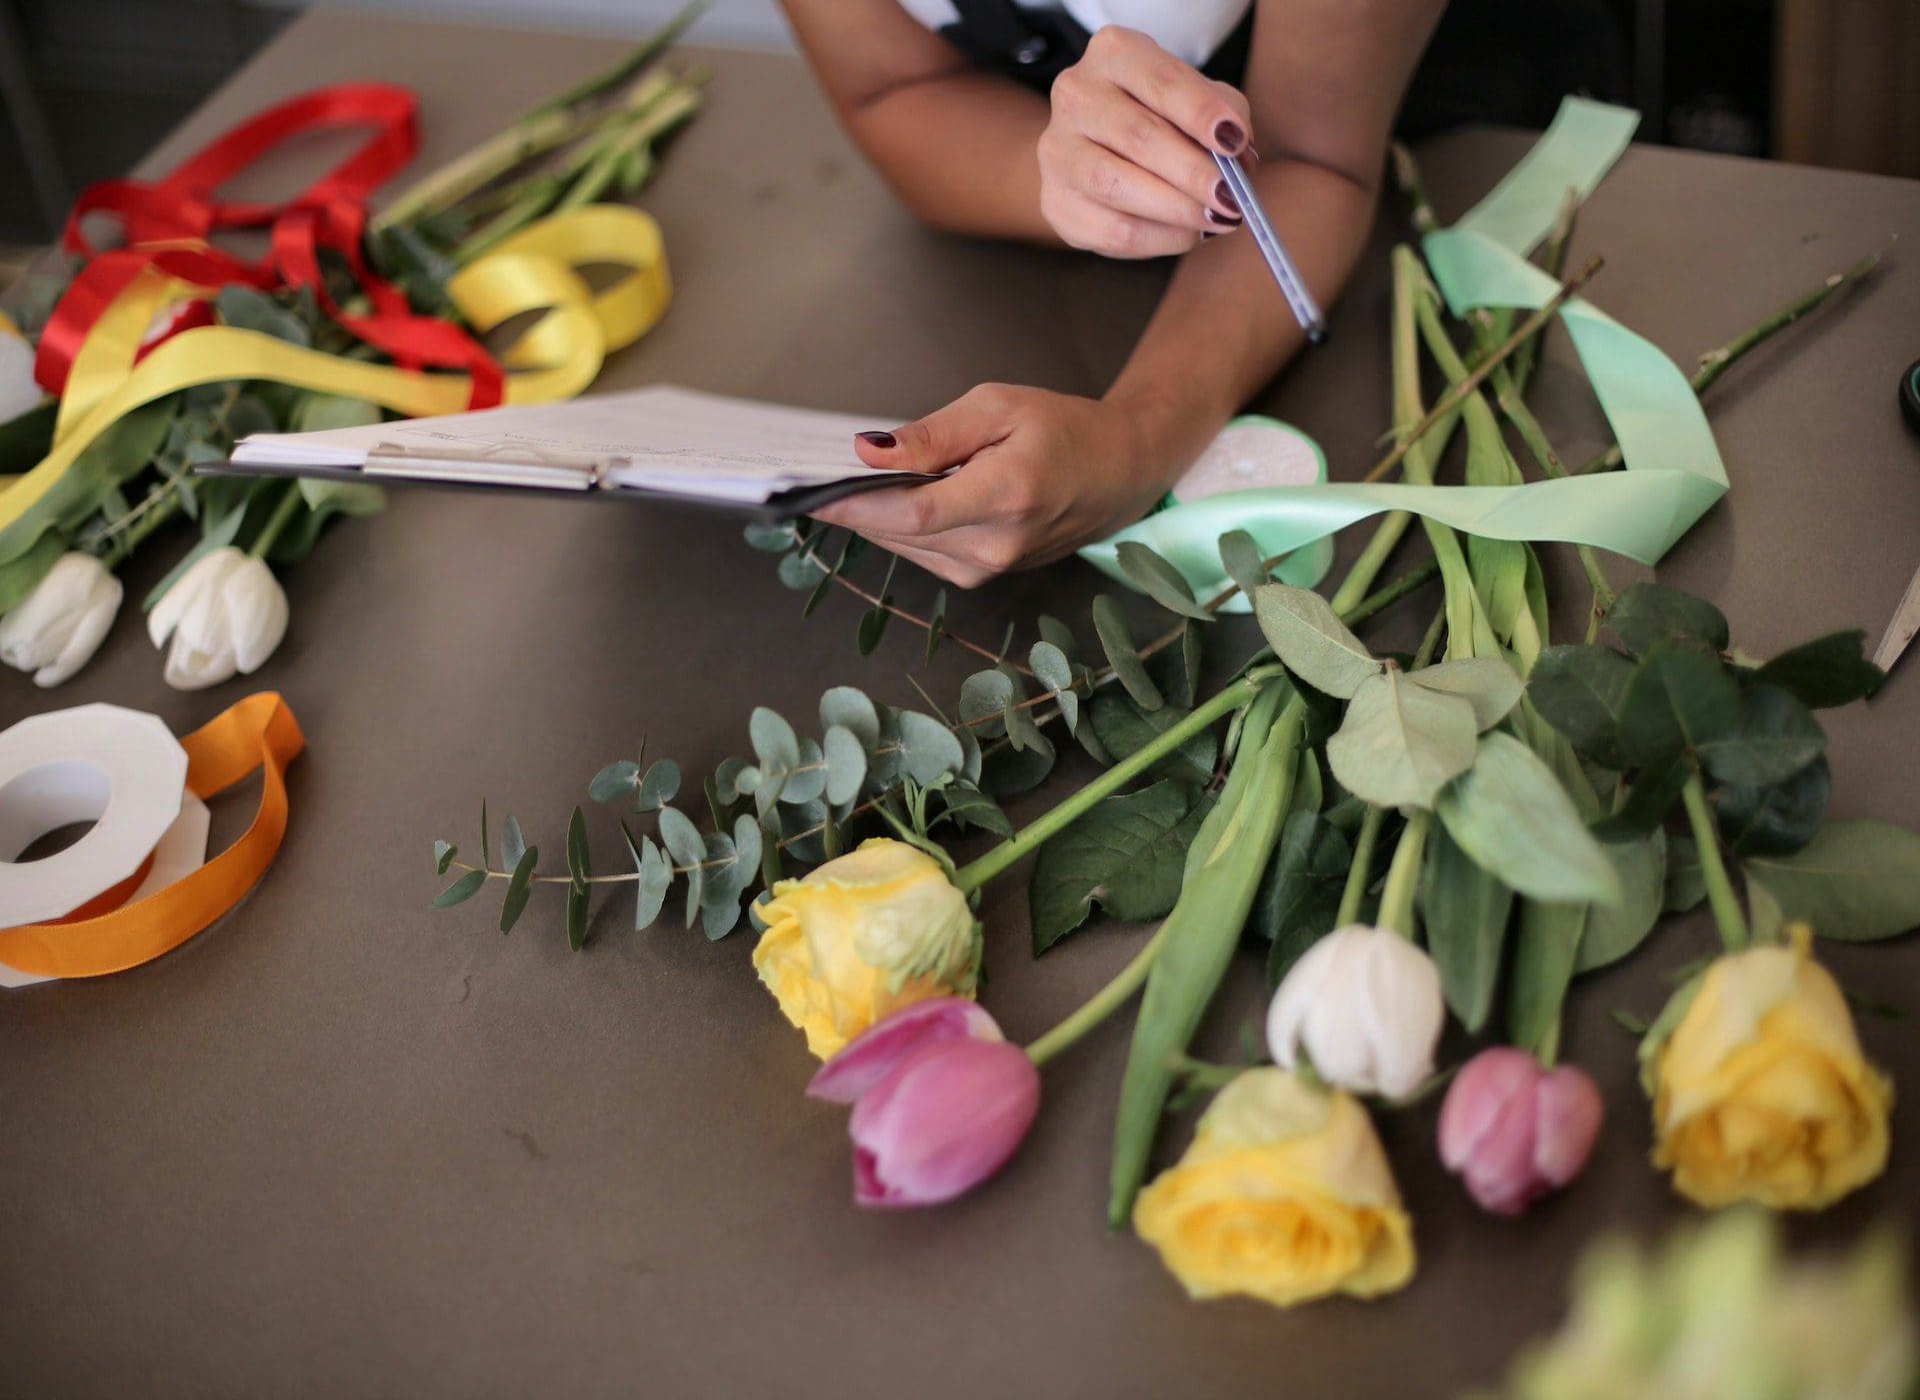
[[0, 204, 671, 551]]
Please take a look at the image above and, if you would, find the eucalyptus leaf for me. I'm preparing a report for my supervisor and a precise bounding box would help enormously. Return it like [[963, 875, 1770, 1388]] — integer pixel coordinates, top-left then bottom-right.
[[1029, 780, 1206, 954], [1606, 582, 1729, 658], [637, 759, 681, 812], [1092, 594, 1163, 710], [959, 669, 1015, 737], [1755, 630, 1884, 709], [857, 604, 889, 655], [1115, 540, 1211, 620], [1421, 821, 1514, 1032], [1029, 640, 1074, 698], [743, 519, 797, 552], [1434, 732, 1622, 904], [749, 707, 800, 772], [500, 845, 539, 934], [566, 806, 591, 886], [1252, 583, 1381, 699], [1407, 657, 1524, 731], [823, 725, 868, 806], [565, 883, 590, 952], [1743, 820, 1920, 941], [432, 868, 487, 909], [819, 686, 880, 749], [656, 806, 707, 924], [896, 710, 964, 784], [433, 840, 456, 875], [589, 759, 640, 803], [777, 548, 828, 591], [925, 587, 948, 665], [1326, 668, 1478, 810], [501, 815, 526, 872]]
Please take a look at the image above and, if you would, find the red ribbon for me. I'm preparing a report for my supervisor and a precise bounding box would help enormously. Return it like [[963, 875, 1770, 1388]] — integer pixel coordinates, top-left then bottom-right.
[[39, 82, 503, 408]]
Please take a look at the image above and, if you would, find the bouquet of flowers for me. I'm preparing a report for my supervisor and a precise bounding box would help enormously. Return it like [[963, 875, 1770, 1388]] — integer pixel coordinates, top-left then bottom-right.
[[0, 5, 706, 691], [426, 101, 1911, 1314]]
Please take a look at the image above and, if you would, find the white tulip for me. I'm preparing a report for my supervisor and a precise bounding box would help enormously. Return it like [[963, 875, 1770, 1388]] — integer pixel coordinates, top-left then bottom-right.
[[147, 545, 289, 690], [1266, 923, 1446, 1099], [0, 325, 43, 425], [0, 551, 122, 687]]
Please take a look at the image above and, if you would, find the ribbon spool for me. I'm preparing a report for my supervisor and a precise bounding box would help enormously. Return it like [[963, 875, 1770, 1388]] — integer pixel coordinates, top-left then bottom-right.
[[0, 693, 304, 984]]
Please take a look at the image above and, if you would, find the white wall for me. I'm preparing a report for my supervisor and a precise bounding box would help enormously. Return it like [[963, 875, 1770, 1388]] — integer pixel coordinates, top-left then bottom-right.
[[306, 0, 797, 48]]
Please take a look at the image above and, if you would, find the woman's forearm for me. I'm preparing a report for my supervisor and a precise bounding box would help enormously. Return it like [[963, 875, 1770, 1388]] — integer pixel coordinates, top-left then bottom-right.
[[1106, 157, 1378, 475]]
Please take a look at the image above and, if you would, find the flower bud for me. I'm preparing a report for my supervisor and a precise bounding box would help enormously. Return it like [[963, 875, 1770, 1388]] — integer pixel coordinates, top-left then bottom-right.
[[1438, 1047, 1604, 1215], [0, 551, 122, 687], [753, 838, 980, 1059], [147, 545, 289, 690], [1266, 923, 1445, 1098], [808, 998, 1038, 1207]]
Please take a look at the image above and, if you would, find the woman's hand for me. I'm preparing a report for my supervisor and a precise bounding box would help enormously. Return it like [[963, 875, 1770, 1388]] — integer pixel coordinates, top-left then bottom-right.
[[810, 384, 1191, 588], [1038, 26, 1255, 258]]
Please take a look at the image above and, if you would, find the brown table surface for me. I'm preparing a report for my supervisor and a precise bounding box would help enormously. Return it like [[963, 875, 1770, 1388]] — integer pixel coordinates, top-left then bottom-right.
[[4, 12, 1919, 1398]]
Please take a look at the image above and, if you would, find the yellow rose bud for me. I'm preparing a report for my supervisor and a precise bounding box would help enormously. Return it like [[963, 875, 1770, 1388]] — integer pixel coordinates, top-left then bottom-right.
[[1649, 926, 1893, 1210], [1133, 1067, 1416, 1308], [751, 838, 979, 1060]]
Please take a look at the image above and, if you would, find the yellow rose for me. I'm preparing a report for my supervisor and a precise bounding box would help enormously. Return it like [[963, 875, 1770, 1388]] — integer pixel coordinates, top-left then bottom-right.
[[1133, 1067, 1416, 1308], [751, 838, 979, 1059], [1649, 926, 1893, 1210]]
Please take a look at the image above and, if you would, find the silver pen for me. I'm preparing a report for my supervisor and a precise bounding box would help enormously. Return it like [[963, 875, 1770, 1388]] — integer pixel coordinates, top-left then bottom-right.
[[1212, 150, 1327, 345]]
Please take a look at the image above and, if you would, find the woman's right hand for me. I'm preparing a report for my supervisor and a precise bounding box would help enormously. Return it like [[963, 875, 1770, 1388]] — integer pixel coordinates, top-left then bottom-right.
[[1037, 26, 1255, 258]]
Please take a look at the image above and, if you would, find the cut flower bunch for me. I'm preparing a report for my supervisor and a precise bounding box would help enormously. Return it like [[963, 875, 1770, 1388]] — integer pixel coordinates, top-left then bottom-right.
[[0, 5, 707, 690], [428, 107, 1914, 1314]]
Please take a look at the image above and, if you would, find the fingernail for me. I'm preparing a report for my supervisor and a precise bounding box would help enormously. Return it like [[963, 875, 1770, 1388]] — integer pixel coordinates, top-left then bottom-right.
[[1247, 143, 1261, 166], [1214, 120, 1245, 154], [857, 430, 896, 449], [1206, 208, 1241, 227], [1214, 182, 1240, 214]]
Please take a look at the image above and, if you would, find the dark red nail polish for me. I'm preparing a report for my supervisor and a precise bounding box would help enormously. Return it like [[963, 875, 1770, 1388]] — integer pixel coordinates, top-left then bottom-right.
[[857, 430, 896, 449], [1214, 182, 1241, 214], [1214, 120, 1245, 153], [1206, 209, 1241, 227]]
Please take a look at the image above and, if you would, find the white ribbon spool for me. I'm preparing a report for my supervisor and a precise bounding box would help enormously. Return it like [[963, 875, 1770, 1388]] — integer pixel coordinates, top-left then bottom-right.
[[0, 704, 204, 988]]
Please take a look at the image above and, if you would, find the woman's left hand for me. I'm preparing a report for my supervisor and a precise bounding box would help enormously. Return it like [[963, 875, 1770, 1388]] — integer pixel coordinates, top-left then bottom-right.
[[810, 384, 1186, 588]]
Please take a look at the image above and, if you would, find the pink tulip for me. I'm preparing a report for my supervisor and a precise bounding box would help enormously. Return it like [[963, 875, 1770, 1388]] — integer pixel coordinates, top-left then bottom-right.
[[1437, 1047, 1604, 1216], [807, 997, 1040, 1208]]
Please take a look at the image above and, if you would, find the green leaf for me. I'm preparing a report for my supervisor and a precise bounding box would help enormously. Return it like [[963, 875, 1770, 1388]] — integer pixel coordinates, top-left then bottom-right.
[[1434, 732, 1622, 904], [981, 736, 1058, 797], [1029, 639, 1074, 698], [500, 845, 539, 934], [1743, 820, 1920, 941], [1037, 613, 1079, 661], [1507, 899, 1585, 1055], [857, 603, 889, 655], [822, 725, 867, 806], [565, 805, 591, 886], [1252, 583, 1381, 699], [1407, 657, 1524, 731], [1527, 643, 1635, 766], [431, 868, 487, 909], [0, 529, 63, 615], [895, 710, 964, 785], [937, 781, 1013, 838], [1087, 691, 1216, 787], [480, 802, 490, 873], [215, 285, 311, 346], [1695, 684, 1825, 789], [925, 587, 947, 665], [1253, 812, 1352, 989], [1092, 594, 1164, 710], [1421, 820, 1514, 1032], [743, 519, 798, 552], [1326, 668, 1478, 810], [819, 686, 880, 748], [1218, 529, 1268, 598], [289, 392, 382, 433], [1716, 755, 1830, 857], [589, 759, 640, 802], [501, 815, 526, 872], [637, 759, 681, 812], [1574, 830, 1667, 973], [0, 400, 56, 476], [1029, 780, 1207, 954], [777, 547, 828, 591], [142, 493, 247, 610], [1663, 833, 1707, 913], [959, 669, 1014, 737], [433, 840, 457, 874], [566, 882, 590, 951], [1616, 641, 1739, 769], [1755, 630, 1883, 708], [4, 397, 175, 572], [1115, 541, 1211, 620], [657, 806, 706, 924], [1605, 582, 1729, 658]]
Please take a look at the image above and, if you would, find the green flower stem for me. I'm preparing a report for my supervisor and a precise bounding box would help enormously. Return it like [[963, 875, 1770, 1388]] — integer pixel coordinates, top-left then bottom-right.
[[98, 491, 183, 571], [1335, 805, 1386, 927], [1026, 922, 1171, 1068], [247, 481, 304, 561], [1680, 768, 1750, 951], [952, 674, 1262, 895], [1377, 810, 1430, 939]]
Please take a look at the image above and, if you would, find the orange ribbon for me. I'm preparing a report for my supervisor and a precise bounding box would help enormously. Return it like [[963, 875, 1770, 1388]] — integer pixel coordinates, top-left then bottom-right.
[[0, 693, 305, 978]]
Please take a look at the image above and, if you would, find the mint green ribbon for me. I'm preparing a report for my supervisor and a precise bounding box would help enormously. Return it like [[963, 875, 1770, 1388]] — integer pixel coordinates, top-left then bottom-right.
[[1083, 97, 1727, 599]]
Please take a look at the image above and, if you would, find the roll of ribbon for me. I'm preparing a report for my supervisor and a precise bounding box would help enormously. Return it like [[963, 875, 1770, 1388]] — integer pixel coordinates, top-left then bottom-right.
[[0, 692, 304, 983]]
